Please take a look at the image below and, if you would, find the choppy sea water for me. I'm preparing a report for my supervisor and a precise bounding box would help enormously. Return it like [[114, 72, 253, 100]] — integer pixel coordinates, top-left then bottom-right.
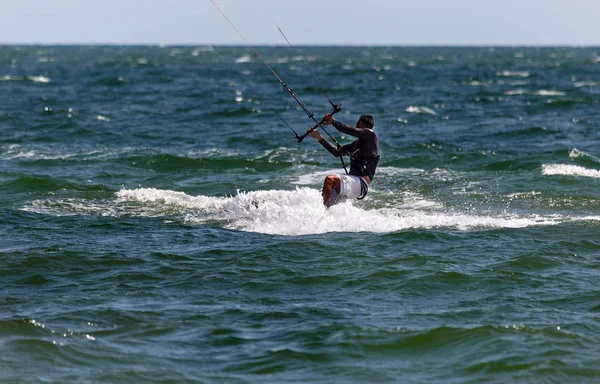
[[2, 45, 600, 383]]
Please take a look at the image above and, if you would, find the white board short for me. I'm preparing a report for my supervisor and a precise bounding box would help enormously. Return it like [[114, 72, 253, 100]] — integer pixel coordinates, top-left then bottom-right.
[[327, 175, 369, 206], [339, 174, 368, 199]]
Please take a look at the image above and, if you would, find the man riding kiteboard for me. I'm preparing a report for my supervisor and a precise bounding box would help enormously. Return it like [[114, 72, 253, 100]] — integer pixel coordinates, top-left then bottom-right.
[[309, 113, 380, 207]]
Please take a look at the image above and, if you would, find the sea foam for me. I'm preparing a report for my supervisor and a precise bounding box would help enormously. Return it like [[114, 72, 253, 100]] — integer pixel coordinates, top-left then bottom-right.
[[110, 187, 579, 235], [541, 164, 600, 178]]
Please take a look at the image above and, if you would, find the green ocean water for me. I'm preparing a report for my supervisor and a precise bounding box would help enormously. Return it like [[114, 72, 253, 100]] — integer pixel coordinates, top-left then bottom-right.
[[1, 45, 600, 383]]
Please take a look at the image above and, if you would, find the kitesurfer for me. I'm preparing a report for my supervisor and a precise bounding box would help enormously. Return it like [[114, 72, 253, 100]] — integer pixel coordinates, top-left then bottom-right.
[[309, 114, 380, 207]]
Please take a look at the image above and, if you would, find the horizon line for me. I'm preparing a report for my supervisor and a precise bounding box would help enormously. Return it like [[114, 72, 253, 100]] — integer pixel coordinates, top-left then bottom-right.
[[1, 42, 600, 48]]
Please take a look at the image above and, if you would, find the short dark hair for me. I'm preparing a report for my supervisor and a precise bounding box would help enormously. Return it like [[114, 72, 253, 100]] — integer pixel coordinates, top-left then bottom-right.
[[358, 115, 374, 128]]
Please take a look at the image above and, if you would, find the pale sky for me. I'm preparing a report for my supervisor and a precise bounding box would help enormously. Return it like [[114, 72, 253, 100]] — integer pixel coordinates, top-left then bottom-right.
[[1, 0, 599, 46]]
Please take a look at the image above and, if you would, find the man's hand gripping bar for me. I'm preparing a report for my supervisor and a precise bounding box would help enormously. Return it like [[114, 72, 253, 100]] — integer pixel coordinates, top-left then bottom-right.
[[295, 104, 342, 143]]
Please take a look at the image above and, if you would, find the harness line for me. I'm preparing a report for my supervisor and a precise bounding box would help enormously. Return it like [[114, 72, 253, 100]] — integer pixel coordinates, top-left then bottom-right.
[[210, 47, 300, 138], [275, 23, 339, 111], [210, 0, 348, 173]]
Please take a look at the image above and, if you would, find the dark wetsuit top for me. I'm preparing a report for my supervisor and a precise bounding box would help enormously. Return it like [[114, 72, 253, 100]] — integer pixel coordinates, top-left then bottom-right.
[[318, 120, 380, 181]]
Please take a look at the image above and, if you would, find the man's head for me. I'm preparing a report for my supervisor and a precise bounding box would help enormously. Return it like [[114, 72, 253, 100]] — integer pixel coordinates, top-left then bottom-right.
[[357, 115, 374, 129]]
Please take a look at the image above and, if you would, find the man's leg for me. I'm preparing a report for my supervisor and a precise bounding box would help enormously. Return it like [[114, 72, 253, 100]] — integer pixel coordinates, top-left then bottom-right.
[[322, 175, 341, 205]]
